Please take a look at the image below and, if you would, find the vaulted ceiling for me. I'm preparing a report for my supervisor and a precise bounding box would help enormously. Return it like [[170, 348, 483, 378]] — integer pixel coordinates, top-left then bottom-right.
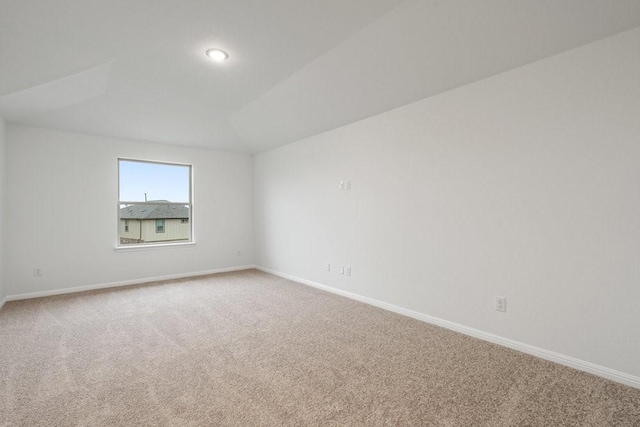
[[2, 0, 640, 153]]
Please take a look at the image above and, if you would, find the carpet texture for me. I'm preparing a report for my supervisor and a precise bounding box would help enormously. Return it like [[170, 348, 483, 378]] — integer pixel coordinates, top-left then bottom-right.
[[0, 269, 639, 426]]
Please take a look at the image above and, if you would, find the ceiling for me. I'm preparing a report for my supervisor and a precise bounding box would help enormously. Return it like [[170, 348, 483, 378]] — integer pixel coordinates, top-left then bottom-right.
[[1, 0, 640, 153]]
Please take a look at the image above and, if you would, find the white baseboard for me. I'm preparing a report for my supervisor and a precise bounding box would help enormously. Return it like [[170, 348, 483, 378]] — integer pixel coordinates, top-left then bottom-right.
[[0, 295, 6, 311], [256, 265, 640, 390], [4, 265, 257, 302]]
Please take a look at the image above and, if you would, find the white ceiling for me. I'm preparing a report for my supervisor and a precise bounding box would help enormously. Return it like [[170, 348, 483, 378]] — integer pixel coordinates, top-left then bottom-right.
[[1, 0, 640, 153]]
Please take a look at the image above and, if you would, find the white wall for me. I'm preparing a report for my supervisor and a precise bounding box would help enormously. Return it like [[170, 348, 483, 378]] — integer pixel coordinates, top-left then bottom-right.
[[6, 125, 254, 296], [254, 28, 640, 378], [0, 117, 7, 304]]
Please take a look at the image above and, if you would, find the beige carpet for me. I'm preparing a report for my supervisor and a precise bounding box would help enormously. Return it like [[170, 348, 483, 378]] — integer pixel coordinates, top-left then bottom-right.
[[0, 269, 639, 426]]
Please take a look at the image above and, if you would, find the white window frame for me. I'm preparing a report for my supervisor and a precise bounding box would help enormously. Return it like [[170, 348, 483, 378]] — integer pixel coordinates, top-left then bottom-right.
[[116, 158, 194, 251]]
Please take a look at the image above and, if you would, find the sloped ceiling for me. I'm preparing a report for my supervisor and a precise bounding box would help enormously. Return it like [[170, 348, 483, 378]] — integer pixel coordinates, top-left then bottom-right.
[[1, 0, 640, 153]]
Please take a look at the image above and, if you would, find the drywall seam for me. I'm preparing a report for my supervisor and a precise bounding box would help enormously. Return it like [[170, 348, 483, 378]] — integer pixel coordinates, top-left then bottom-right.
[[256, 266, 640, 390], [4, 265, 257, 302]]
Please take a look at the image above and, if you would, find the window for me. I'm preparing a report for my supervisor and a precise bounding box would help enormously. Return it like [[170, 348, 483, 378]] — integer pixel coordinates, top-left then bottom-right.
[[118, 159, 192, 246]]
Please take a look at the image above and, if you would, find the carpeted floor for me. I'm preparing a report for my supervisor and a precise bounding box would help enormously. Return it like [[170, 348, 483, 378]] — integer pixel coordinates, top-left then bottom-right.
[[0, 269, 639, 426]]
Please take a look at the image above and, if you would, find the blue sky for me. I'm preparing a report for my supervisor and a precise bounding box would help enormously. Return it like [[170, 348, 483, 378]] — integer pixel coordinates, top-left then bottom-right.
[[119, 160, 190, 203]]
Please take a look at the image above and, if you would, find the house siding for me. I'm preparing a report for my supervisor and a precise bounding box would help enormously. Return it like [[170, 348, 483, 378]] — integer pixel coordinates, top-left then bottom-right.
[[119, 218, 190, 243], [119, 219, 142, 241], [141, 218, 190, 242]]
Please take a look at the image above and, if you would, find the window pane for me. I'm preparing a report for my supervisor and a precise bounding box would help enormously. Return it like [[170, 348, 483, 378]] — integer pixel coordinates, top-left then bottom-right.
[[119, 160, 190, 203], [119, 203, 191, 245], [118, 159, 192, 247]]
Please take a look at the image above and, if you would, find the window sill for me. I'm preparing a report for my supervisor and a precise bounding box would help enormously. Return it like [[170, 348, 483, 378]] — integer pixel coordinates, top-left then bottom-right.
[[114, 241, 196, 252]]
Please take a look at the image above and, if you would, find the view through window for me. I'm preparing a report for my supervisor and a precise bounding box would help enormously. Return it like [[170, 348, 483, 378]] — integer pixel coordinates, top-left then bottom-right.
[[118, 159, 192, 246]]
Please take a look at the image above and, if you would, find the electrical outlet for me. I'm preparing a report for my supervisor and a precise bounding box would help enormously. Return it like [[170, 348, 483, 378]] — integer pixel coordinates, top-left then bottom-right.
[[34, 267, 43, 277], [339, 266, 344, 275], [346, 267, 351, 276], [326, 263, 331, 272], [346, 180, 351, 190], [339, 181, 345, 190], [237, 250, 242, 256], [495, 296, 506, 312]]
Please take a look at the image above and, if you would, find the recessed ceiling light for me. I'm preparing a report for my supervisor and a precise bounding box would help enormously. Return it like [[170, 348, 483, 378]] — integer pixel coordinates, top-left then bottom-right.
[[206, 48, 229, 62]]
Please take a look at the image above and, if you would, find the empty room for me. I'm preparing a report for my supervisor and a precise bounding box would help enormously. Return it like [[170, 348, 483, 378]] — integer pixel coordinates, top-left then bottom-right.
[[1, 0, 639, 425]]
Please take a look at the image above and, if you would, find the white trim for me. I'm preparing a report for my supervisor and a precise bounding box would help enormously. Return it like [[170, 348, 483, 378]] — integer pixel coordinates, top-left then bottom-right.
[[5, 265, 256, 302], [256, 265, 640, 390], [0, 296, 6, 311], [117, 157, 194, 250], [114, 241, 196, 252]]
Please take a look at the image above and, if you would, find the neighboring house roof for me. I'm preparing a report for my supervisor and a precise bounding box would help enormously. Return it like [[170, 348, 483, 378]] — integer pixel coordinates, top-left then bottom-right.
[[120, 201, 189, 220]]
